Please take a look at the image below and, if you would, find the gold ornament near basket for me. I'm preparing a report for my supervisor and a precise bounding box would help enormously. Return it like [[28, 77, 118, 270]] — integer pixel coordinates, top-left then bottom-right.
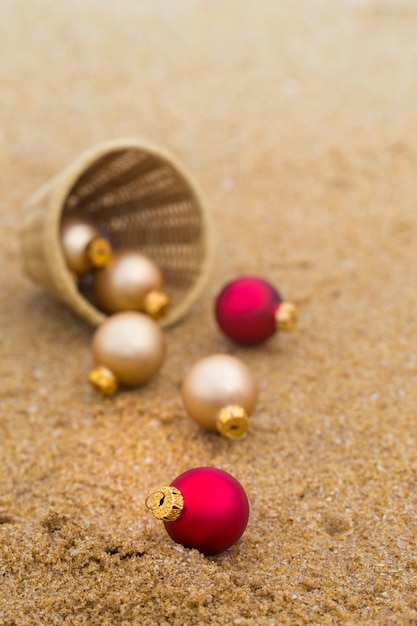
[[20, 138, 211, 328]]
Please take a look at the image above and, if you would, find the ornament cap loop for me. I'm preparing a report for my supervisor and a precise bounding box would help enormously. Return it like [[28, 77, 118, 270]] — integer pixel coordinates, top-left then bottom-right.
[[86, 237, 112, 269], [146, 485, 184, 521], [275, 301, 298, 332], [88, 365, 118, 397], [216, 405, 249, 439], [143, 290, 170, 319]]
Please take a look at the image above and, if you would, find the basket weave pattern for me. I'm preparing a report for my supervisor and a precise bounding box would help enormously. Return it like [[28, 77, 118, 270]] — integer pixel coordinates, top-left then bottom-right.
[[21, 139, 210, 327]]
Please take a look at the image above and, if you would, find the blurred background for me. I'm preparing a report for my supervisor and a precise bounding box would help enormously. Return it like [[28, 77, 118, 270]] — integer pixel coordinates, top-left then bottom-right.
[[1, 1, 417, 623]]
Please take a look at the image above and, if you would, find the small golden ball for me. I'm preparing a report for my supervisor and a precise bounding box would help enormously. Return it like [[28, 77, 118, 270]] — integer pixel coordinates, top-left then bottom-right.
[[91, 311, 165, 387], [60, 213, 103, 276], [93, 250, 164, 314], [181, 354, 258, 431]]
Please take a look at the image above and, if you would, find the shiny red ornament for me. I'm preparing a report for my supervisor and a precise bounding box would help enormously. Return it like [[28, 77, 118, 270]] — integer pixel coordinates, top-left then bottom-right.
[[215, 276, 284, 345], [148, 467, 250, 556]]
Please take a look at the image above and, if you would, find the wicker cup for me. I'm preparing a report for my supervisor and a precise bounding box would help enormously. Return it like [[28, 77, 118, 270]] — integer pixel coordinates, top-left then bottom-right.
[[21, 139, 211, 328]]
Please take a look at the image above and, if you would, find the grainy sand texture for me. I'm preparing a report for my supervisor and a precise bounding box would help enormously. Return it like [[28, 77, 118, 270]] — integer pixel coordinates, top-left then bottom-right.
[[1, 1, 417, 624]]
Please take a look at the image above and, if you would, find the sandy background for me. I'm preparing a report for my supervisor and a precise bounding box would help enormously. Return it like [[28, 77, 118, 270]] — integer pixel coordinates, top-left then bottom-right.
[[1, 1, 417, 624]]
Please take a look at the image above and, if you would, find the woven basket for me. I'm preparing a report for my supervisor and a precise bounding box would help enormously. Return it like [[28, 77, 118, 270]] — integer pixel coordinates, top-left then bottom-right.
[[21, 139, 211, 328]]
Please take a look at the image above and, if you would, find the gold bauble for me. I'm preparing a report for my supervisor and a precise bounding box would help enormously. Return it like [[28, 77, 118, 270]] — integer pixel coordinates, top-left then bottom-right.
[[181, 354, 258, 439], [60, 213, 111, 276], [93, 249, 168, 317], [89, 311, 165, 393]]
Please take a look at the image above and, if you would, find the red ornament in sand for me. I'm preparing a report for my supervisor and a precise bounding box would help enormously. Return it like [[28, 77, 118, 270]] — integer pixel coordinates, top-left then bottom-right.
[[215, 276, 298, 345], [146, 467, 249, 556]]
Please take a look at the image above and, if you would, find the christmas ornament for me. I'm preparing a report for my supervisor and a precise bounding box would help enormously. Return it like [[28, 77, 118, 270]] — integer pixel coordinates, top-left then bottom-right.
[[146, 467, 249, 555], [93, 249, 169, 319], [215, 275, 298, 345], [60, 213, 112, 277], [181, 354, 257, 439], [89, 311, 165, 396]]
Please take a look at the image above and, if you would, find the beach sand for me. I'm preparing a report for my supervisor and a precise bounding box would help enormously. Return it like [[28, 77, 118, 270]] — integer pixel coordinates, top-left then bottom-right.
[[1, 1, 417, 624]]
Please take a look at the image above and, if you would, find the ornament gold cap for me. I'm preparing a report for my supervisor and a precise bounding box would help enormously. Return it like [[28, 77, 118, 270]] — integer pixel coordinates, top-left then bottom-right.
[[88, 365, 118, 397], [86, 237, 112, 269], [275, 301, 298, 332], [143, 290, 170, 319], [216, 405, 249, 439], [145, 485, 184, 521]]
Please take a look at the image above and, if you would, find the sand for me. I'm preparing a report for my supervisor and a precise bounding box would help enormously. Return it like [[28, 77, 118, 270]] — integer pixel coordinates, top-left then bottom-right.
[[1, 1, 417, 624]]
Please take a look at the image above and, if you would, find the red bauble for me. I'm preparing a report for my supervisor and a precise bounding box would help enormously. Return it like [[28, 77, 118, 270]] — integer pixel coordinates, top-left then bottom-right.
[[164, 467, 249, 555], [215, 276, 283, 345]]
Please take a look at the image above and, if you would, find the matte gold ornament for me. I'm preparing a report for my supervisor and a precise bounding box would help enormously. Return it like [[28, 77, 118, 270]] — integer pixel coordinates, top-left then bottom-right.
[[93, 249, 169, 318], [181, 354, 258, 439], [60, 213, 112, 277], [89, 311, 165, 396], [21, 138, 211, 329]]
